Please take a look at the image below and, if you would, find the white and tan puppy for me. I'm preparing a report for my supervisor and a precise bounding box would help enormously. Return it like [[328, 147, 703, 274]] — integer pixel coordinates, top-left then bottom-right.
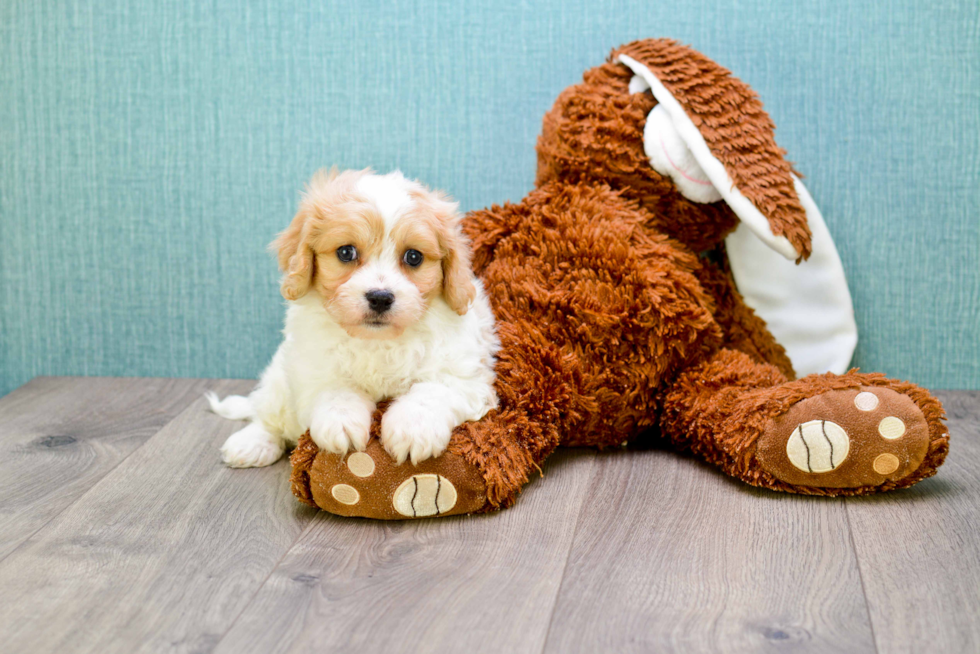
[[208, 169, 499, 468]]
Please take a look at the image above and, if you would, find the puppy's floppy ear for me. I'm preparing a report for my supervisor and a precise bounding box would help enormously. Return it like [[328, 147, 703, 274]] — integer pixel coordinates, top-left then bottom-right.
[[425, 191, 476, 315], [442, 224, 477, 315], [271, 205, 315, 301]]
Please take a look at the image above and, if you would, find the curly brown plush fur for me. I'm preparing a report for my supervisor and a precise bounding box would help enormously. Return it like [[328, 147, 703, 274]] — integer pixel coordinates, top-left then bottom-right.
[[613, 39, 813, 259], [535, 59, 741, 254], [291, 38, 948, 518]]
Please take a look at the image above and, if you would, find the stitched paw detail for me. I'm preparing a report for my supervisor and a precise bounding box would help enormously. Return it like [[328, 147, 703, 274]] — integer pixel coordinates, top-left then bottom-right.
[[331, 484, 360, 505], [346, 452, 375, 477], [785, 420, 850, 473], [301, 437, 486, 519], [392, 474, 457, 517], [757, 386, 931, 489]]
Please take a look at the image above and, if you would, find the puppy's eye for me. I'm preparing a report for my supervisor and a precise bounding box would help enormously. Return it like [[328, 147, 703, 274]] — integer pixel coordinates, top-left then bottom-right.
[[402, 249, 423, 268], [336, 245, 357, 263]]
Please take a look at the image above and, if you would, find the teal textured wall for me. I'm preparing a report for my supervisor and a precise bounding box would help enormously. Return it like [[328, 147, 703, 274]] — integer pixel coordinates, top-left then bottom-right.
[[1, 0, 978, 397]]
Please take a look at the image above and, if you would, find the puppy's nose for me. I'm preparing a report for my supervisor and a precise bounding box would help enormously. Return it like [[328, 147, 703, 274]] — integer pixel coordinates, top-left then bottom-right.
[[365, 289, 395, 314]]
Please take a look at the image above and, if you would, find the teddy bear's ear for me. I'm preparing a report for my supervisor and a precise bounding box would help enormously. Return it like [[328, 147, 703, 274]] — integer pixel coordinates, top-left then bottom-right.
[[615, 39, 811, 261], [617, 39, 857, 375], [725, 177, 858, 375]]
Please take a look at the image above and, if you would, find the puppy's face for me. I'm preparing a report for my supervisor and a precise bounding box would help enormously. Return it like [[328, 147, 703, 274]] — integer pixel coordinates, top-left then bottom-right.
[[273, 169, 476, 339]]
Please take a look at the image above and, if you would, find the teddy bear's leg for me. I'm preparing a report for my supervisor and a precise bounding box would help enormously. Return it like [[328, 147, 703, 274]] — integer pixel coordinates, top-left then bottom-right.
[[290, 405, 561, 518], [290, 431, 491, 519], [659, 348, 950, 494], [694, 253, 795, 379]]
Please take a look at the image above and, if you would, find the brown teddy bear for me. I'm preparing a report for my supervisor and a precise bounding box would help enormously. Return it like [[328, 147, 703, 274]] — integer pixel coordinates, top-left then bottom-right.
[[290, 38, 949, 519]]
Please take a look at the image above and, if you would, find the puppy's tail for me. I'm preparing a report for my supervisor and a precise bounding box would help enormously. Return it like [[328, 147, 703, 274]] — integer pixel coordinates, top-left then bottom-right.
[[205, 392, 254, 420]]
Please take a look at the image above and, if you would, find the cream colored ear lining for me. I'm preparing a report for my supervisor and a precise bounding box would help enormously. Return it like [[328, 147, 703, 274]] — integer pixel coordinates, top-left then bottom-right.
[[725, 175, 858, 376], [622, 55, 857, 375], [644, 105, 722, 203], [618, 54, 798, 261], [628, 74, 650, 94]]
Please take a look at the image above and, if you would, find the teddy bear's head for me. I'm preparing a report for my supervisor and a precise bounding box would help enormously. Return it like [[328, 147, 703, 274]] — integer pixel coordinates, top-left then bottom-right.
[[536, 38, 813, 261]]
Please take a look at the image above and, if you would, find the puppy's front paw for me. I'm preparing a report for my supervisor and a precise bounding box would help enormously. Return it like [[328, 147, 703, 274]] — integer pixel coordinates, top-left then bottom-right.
[[381, 400, 453, 465], [221, 423, 284, 468], [309, 392, 373, 455]]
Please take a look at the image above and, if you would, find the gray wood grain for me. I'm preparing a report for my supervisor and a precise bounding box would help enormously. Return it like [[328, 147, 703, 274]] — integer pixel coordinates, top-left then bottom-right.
[[0, 379, 317, 654], [542, 446, 876, 654], [212, 450, 598, 654], [1, 379, 978, 654], [0, 377, 213, 560], [845, 390, 980, 654]]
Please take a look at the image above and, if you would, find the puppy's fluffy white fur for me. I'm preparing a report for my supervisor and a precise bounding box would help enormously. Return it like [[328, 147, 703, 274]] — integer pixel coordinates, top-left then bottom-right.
[[208, 169, 498, 467]]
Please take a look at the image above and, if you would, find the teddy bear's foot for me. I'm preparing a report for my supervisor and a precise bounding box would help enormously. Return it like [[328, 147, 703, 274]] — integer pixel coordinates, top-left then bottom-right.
[[755, 386, 946, 491], [290, 434, 488, 519]]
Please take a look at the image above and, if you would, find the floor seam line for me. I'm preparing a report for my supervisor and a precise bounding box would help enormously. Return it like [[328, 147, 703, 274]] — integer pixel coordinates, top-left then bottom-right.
[[210, 513, 321, 651], [540, 452, 597, 654], [844, 498, 881, 654]]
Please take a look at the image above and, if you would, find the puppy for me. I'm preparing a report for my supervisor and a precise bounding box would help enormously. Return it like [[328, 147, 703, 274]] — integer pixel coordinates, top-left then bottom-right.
[[208, 168, 499, 467]]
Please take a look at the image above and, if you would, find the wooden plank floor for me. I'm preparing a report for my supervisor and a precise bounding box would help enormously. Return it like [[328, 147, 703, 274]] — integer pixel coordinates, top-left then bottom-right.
[[0, 378, 976, 654]]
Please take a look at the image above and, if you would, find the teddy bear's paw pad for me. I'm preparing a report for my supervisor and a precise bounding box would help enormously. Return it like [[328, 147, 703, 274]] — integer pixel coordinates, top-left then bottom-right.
[[330, 483, 360, 505], [346, 452, 375, 477], [785, 420, 850, 473], [305, 438, 486, 519], [756, 387, 931, 489], [393, 474, 457, 517]]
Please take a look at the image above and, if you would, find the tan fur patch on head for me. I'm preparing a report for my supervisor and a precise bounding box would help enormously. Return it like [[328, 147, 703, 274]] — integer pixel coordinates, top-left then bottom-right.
[[405, 188, 476, 315], [271, 168, 383, 301], [391, 206, 446, 302], [311, 208, 385, 301]]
